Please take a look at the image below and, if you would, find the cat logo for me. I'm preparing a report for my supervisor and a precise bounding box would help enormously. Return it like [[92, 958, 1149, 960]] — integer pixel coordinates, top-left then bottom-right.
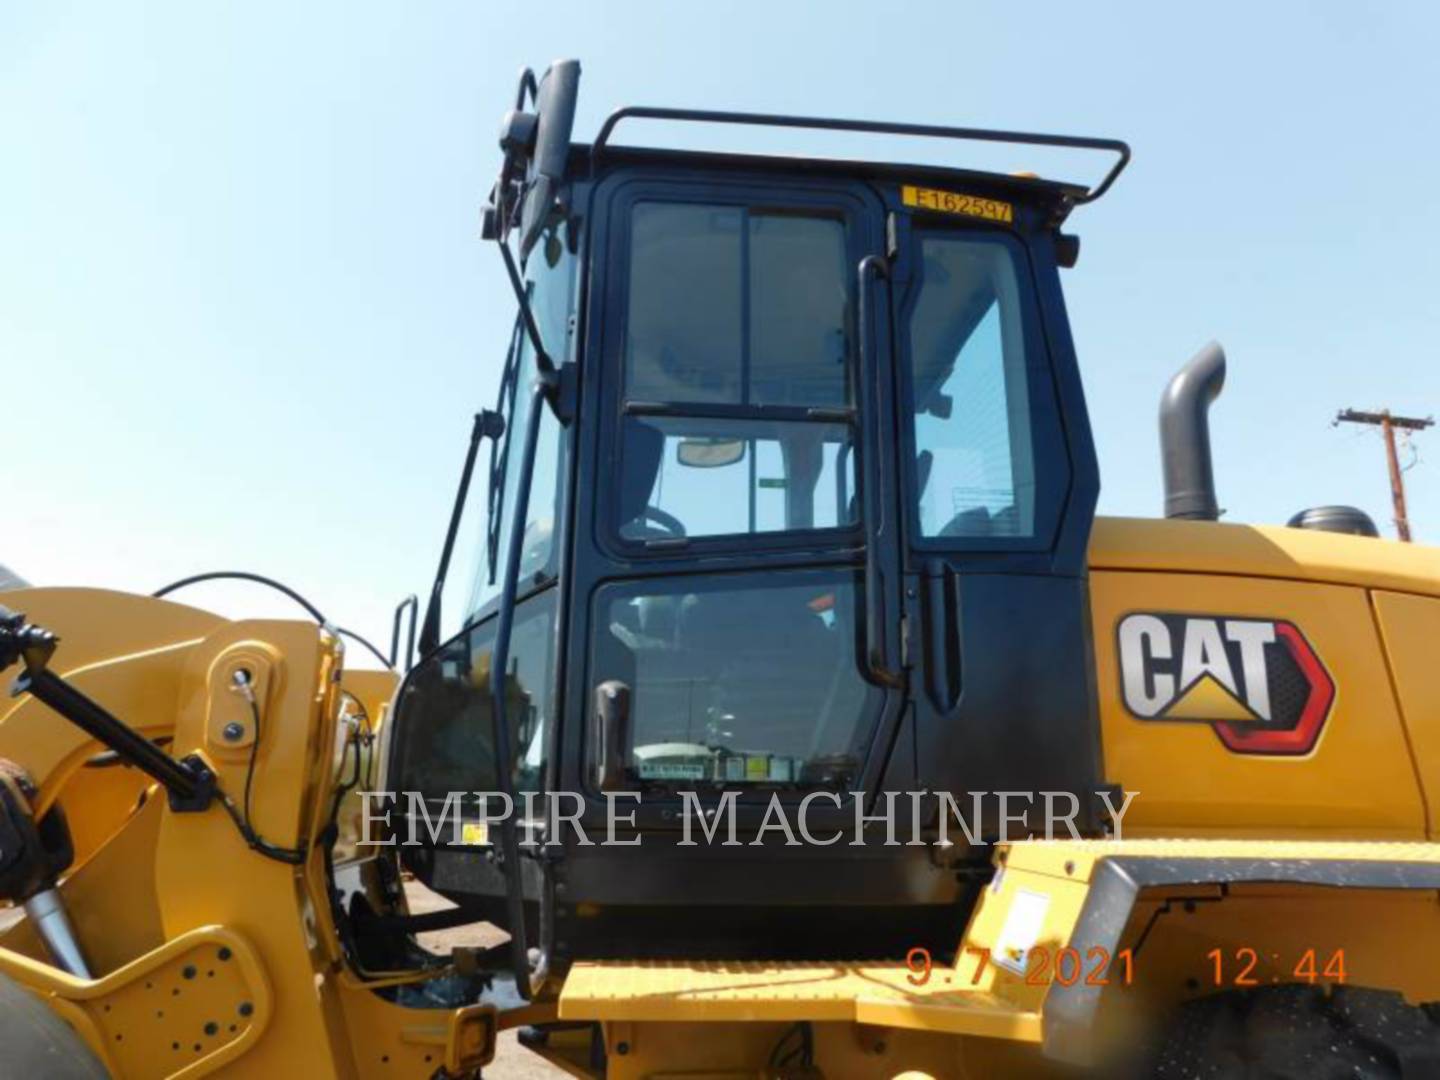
[[1116, 613, 1335, 756]]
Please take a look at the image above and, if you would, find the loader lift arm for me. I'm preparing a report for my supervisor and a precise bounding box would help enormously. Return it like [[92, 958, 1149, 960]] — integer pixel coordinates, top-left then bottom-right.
[[0, 607, 215, 812]]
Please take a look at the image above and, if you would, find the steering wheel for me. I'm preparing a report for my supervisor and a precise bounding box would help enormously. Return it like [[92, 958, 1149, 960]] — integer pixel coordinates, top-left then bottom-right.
[[637, 505, 686, 538]]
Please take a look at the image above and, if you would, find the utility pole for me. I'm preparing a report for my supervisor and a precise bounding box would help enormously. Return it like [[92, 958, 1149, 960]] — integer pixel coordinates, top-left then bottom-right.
[[1335, 409, 1433, 542]]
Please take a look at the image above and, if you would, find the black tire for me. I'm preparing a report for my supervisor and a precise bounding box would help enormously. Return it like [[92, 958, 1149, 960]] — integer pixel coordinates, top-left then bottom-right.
[[1148, 984, 1440, 1079], [0, 972, 109, 1079]]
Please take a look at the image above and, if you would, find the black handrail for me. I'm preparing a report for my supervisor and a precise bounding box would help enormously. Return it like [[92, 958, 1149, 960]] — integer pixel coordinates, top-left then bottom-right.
[[487, 375, 556, 1000], [591, 106, 1130, 204], [389, 595, 418, 671], [857, 255, 903, 689]]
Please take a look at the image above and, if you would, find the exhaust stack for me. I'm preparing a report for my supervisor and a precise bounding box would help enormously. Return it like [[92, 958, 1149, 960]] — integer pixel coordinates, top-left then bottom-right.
[[1160, 341, 1226, 521]]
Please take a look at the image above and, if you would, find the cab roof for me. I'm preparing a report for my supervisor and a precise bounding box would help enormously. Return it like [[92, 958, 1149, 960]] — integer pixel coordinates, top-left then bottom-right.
[[576, 105, 1129, 226], [578, 141, 1094, 224]]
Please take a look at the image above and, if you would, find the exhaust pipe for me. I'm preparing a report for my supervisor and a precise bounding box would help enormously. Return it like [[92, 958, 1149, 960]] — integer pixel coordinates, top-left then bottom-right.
[[1160, 341, 1226, 521]]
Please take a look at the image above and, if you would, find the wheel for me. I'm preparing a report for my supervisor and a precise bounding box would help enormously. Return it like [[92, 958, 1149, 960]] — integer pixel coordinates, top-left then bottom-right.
[[1147, 985, 1440, 1079], [0, 972, 109, 1078]]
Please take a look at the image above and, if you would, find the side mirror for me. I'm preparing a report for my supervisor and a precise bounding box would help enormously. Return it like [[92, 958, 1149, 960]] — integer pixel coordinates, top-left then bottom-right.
[[677, 438, 745, 469], [518, 61, 581, 260], [592, 680, 631, 792]]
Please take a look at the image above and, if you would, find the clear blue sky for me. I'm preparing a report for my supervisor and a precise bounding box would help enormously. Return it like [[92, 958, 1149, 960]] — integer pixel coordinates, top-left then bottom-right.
[[4, 2, 1438, 661]]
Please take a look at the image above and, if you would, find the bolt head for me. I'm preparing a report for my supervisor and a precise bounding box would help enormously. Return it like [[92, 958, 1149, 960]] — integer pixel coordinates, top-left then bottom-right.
[[222, 722, 245, 742]]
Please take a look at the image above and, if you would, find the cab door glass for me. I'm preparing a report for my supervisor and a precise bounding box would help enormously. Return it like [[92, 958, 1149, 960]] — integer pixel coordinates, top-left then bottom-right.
[[620, 416, 855, 540], [591, 569, 878, 787], [617, 201, 857, 542], [625, 203, 850, 407]]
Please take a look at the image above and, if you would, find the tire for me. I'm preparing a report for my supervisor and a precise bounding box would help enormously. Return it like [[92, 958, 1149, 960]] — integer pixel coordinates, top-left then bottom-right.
[[1147, 985, 1440, 1079], [0, 972, 109, 1079]]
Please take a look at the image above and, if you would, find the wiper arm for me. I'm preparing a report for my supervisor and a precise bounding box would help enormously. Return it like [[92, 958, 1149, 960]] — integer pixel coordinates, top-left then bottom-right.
[[418, 408, 505, 657], [485, 318, 525, 588], [496, 233, 557, 383]]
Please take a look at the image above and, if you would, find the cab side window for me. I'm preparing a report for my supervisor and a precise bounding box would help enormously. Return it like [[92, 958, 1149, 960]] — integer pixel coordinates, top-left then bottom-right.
[[907, 232, 1050, 541], [467, 235, 575, 618]]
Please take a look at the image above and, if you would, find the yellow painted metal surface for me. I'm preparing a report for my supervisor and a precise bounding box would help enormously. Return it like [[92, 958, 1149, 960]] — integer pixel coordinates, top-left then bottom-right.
[[0, 925, 273, 1077], [559, 839, 1440, 1076], [1091, 570, 1427, 837], [971, 839, 1440, 1064], [0, 589, 483, 1077], [1, 798, 168, 976], [1002, 836, 1440, 869], [1371, 590, 1440, 834], [586, 1020, 1032, 1080], [0, 587, 224, 678], [3, 532, 1439, 1077], [1090, 516, 1440, 597], [560, 959, 1040, 1042]]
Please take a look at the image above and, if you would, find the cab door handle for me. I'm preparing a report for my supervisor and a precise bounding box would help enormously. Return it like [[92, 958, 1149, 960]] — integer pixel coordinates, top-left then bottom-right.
[[922, 560, 961, 713]]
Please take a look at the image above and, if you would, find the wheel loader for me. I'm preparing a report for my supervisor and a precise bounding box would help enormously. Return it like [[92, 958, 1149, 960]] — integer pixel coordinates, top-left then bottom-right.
[[3, 59, 1440, 1079]]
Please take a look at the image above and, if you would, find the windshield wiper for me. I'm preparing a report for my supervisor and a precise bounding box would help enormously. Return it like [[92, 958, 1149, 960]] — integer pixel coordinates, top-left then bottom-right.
[[484, 318, 526, 589], [496, 238, 557, 382], [418, 408, 505, 657]]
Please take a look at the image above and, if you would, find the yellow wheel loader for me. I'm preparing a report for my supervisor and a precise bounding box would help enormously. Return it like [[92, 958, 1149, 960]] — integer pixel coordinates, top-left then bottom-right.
[[3, 59, 1440, 1078]]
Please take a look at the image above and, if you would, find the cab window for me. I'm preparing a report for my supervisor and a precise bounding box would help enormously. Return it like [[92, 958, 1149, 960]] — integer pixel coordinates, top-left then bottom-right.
[[590, 569, 878, 788], [616, 200, 857, 543], [466, 234, 575, 618], [906, 232, 1048, 541]]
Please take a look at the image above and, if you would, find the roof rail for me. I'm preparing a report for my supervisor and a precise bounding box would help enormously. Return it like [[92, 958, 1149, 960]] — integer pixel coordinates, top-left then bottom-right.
[[590, 106, 1130, 204], [590, 106, 1128, 205]]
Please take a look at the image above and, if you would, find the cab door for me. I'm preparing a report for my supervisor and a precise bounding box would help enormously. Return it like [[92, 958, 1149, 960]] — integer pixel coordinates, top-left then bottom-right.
[[884, 190, 1105, 839], [558, 169, 923, 898]]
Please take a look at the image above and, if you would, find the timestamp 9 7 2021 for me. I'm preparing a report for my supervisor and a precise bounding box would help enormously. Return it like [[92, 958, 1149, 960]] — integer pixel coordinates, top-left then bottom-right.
[[902, 945, 1347, 989]]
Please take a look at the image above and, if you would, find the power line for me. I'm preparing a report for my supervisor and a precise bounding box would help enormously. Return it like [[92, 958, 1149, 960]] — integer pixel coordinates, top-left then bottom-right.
[[1334, 408, 1434, 542]]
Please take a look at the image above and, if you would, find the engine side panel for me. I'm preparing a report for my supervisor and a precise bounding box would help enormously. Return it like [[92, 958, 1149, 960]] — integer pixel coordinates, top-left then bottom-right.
[[1090, 569, 1426, 838], [1370, 589, 1440, 836]]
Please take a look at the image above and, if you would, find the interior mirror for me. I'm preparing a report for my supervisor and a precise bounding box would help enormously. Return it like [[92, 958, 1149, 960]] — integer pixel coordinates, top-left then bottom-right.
[[677, 438, 745, 469]]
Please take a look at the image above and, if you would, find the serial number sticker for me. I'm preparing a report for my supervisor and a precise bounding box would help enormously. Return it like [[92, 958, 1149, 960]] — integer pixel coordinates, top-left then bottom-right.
[[901, 184, 1014, 223], [460, 821, 490, 846]]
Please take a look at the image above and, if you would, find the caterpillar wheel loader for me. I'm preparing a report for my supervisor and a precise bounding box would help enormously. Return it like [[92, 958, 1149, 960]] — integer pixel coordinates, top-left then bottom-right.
[[4, 59, 1440, 1079]]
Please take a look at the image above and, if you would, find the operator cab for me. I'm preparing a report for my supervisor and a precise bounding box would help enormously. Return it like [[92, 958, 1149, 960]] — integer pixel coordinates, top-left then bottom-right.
[[382, 61, 1127, 996]]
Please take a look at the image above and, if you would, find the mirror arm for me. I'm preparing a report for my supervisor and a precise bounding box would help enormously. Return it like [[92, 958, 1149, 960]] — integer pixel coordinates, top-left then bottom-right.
[[418, 409, 505, 658], [857, 255, 903, 689]]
